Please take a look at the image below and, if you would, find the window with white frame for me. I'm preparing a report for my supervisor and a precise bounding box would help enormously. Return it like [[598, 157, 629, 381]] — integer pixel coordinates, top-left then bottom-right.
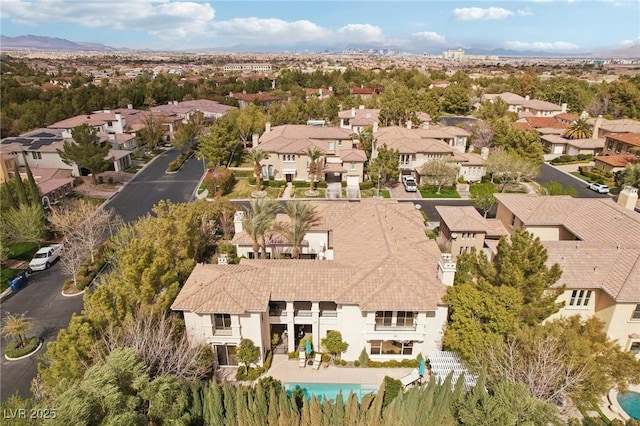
[[400, 154, 411, 165], [350, 162, 356, 171], [214, 313, 231, 330], [283, 154, 296, 162], [32, 152, 42, 160], [630, 342, 640, 355], [375, 311, 393, 327], [569, 290, 592, 307], [632, 304, 640, 320], [396, 311, 415, 327]]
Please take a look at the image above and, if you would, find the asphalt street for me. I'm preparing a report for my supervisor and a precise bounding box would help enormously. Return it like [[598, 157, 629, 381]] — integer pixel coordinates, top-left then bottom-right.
[[0, 148, 205, 402], [537, 163, 612, 199]]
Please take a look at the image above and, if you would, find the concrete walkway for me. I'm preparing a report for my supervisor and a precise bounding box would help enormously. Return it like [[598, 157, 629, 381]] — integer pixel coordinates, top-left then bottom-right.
[[264, 354, 414, 386], [281, 182, 293, 199]]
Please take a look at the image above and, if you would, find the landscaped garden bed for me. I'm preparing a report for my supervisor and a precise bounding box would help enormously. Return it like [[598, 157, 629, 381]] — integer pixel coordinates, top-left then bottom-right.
[[5, 336, 40, 359], [419, 185, 460, 198]]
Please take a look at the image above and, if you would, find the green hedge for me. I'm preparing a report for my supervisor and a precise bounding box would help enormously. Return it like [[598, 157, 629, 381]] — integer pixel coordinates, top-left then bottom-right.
[[359, 180, 375, 190], [264, 351, 273, 370], [551, 154, 593, 164], [367, 359, 419, 368], [236, 366, 265, 381]]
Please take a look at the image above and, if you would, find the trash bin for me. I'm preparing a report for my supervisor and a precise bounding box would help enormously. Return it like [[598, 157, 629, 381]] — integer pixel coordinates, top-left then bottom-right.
[[8, 271, 27, 292]]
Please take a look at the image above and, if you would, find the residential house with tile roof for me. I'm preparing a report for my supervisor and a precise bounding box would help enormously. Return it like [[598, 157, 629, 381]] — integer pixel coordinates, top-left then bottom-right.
[[150, 99, 236, 122], [437, 192, 640, 357], [171, 199, 454, 367], [229, 91, 282, 110], [338, 105, 380, 135], [481, 92, 567, 118], [255, 123, 367, 184], [603, 133, 640, 157], [372, 124, 487, 183]]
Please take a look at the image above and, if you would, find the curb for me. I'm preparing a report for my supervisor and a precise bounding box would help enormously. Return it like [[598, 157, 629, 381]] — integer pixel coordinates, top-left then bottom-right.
[[4, 338, 43, 361], [61, 288, 85, 298], [0, 287, 13, 302]]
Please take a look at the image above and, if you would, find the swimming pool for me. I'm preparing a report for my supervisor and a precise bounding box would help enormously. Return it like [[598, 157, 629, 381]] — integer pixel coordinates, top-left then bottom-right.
[[284, 383, 378, 402], [617, 391, 640, 420]]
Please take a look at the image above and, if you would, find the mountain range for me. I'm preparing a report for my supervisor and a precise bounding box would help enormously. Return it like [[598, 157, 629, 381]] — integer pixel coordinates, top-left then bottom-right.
[[1, 34, 639, 58]]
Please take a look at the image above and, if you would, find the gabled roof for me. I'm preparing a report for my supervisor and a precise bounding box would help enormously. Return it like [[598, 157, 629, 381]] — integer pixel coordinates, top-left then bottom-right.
[[594, 155, 638, 167], [606, 132, 640, 147], [436, 206, 490, 232], [374, 126, 464, 155], [151, 99, 236, 115], [258, 125, 353, 154]]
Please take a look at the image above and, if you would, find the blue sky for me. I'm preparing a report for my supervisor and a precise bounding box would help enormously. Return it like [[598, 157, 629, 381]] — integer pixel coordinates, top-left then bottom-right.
[[1, 1, 639, 53]]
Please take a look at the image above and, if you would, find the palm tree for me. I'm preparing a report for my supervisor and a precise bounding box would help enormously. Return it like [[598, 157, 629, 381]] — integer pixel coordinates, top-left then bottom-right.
[[1, 312, 33, 349], [564, 118, 593, 140], [246, 149, 270, 193], [305, 146, 323, 192], [275, 201, 321, 259], [243, 199, 280, 258]]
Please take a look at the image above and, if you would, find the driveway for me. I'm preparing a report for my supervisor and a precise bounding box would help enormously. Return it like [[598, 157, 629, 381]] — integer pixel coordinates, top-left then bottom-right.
[[0, 148, 205, 402], [388, 182, 422, 199]]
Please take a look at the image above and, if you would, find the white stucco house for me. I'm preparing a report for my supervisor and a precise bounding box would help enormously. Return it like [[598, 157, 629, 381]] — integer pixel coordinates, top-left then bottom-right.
[[171, 199, 455, 367]]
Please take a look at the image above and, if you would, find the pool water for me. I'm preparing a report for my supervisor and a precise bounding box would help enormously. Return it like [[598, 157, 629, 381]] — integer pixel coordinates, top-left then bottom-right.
[[617, 391, 640, 420], [285, 383, 378, 402]]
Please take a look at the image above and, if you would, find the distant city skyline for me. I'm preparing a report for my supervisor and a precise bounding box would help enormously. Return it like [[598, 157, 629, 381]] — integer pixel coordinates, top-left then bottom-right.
[[1, 1, 639, 54]]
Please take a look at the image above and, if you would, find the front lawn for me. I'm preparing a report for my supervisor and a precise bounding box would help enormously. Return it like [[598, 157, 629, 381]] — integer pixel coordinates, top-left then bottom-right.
[[419, 186, 460, 198], [226, 178, 280, 199]]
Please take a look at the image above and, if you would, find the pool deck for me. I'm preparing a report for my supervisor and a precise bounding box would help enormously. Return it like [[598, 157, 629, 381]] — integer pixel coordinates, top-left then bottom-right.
[[263, 354, 415, 386], [604, 383, 640, 422]]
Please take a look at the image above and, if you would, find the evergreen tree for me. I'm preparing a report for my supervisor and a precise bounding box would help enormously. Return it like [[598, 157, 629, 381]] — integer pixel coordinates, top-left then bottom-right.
[[222, 382, 237, 426], [267, 386, 279, 426], [23, 160, 41, 205], [57, 124, 111, 185], [369, 144, 400, 185], [13, 160, 28, 206], [343, 392, 359, 425]]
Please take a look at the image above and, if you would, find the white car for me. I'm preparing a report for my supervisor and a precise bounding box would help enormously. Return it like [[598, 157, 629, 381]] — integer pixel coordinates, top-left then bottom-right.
[[28, 244, 63, 271], [402, 176, 418, 192], [588, 183, 609, 194]]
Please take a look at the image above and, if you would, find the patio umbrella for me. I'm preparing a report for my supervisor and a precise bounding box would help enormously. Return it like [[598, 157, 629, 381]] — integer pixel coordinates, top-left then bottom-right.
[[418, 359, 426, 377], [305, 339, 312, 356]]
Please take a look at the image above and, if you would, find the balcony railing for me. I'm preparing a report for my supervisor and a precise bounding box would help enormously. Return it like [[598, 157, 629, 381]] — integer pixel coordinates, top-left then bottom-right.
[[213, 328, 233, 336], [295, 310, 312, 317], [269, 308, 284, 317], [374, 324, 417, 331], [320, 310, 337, 317]]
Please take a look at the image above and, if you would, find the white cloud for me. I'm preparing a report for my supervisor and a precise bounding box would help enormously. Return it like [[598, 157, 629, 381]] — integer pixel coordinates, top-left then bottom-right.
[[212, 18, 329, 43], [412, 31, 446, 45], [517, 7, 534, 16], [619, 37, 640, 47], [504, 40, 581, 51], [336, 24, 384, 43], [453, 7, 514, 21], [0, 0, 216, 38]]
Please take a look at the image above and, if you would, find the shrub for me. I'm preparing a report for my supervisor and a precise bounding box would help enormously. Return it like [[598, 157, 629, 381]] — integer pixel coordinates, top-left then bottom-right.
[[108, 177, 114, 184], [236, 366, 265, 381], [359, 180, 375, 190], [97, 176, 104, 184], [203, 167, 236, 196], [248, 176, 256, 185], [288, 351, 298, 360], [354, 360, 361, 367], [333, 359, 341, 366], [382, 376, 402, 408], [321, 354, 330, 363], [264, 351, 273, 370], [340, 360, 347, 366], [5, 336, 39, 358], [358, 348, 370, 367], [316, 181, 328, 189], [62, 279, 73, 291]]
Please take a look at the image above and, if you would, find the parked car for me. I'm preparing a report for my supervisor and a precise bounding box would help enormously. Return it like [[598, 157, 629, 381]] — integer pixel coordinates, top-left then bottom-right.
[[588, 183, 609, 194], [28, 244, 63, 272], [402, 175, 417, 192]]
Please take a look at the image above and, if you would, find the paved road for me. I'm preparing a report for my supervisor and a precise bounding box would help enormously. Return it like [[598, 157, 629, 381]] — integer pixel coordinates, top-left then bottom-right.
[[0, 149, 205, 402], [105, 149, 205, 222], [537, 163, 612, 199], [0, 262, 81, 401]]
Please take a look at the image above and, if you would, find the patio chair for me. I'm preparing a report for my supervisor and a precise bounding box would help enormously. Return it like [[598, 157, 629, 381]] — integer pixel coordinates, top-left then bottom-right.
[[298, 351, 306, 368], [312, 353, 322, 370], [400, 369, 420, 387]]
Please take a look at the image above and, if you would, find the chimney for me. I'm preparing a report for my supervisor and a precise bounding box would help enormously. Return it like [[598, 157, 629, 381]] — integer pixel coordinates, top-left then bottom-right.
[[373, 122, 379, 133], [234, 210, 245, 234], [437, 253, 456, 286], [480, 147, 489, 160], [351, 108, 356, 118], [318, 88, 322, 95], [617, 186, 639, 211], [115, 113, 122, 122], [127, 104, 133, 109], [406, 120, 412, 129], [173, 100, 178, 105], [359, 105, 365, 109], [525, 95, 530, 101], [265, 122, 271, 133], [561, 103, 567, 113], [167, 101, 172, 105], [592, 115, 603, 139], [252, 133, 259, 146], [422, 121, 430, 130], [328, 86, 333, 92]]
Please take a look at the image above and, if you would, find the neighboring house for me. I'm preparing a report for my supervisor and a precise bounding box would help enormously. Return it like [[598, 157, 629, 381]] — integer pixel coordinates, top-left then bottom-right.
[[171, 199, 454, 367], [47, 108, 144, 139], [435, 206, 508, 256], [480, 92, 566, 117], [590, 117, 640, 139], [540, 134, 605, 156], [255, 123, 366, 183], [438, 192, 640, 357], [304, 87, 333, 100], [338, 105, 380, 134], [514, 116, 569, 136], [222, 63, 273, 73], [0, 127, 131, 177], [429, 80, 451, 89], [602, 133, 640, 157], [229, 91, 282, 110], [0, 151, 16, 183], [150, 99, 236, 123], [371, 124, 486, 183], [350, 86, 378, 99], [594, 154, 639, 172]]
